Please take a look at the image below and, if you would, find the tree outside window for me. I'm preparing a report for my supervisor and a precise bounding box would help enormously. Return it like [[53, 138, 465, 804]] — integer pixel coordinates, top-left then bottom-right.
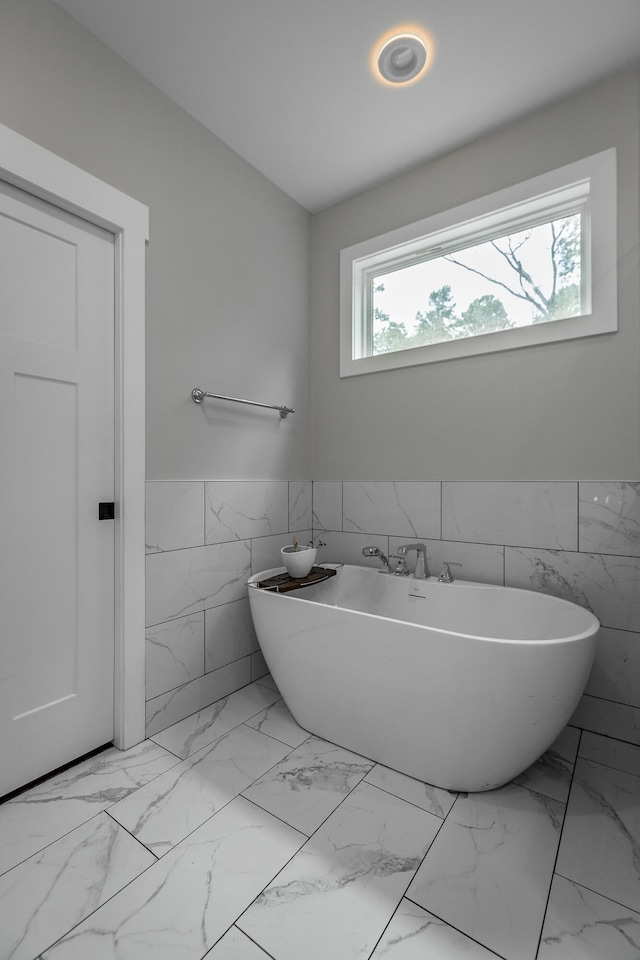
[[372, 213, 582, 355]]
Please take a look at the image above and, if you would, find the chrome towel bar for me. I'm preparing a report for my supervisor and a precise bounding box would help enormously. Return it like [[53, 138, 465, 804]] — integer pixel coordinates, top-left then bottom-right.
[[191, 387, 295, 419]]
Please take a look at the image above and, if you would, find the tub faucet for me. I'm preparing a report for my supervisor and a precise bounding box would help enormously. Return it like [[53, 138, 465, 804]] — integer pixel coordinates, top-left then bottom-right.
[[362, 545, 389, 571], [397, 543, 430, 579]]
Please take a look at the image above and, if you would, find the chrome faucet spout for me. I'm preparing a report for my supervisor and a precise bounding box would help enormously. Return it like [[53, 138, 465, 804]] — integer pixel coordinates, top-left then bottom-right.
[[397, 542, 430, 579]]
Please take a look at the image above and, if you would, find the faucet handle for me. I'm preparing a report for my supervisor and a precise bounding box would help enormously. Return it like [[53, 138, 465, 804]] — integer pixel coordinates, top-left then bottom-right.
[[389, 554, 410, 576], [438, 561, 462, 583]]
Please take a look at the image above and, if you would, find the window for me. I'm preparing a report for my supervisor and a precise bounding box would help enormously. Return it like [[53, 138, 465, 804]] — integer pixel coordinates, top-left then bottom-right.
[[340, 150, 617, 377]]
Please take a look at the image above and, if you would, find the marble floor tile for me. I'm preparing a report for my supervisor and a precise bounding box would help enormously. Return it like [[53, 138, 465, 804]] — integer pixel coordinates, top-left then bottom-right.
[[255, 673, 279, 691], [41, 796, 305, 960], [204, 926, 272, 959], [4, 680, 640, 960], [0, 741, 178, 876], [0, 812, 155, 960], [150, 682, 282, 759], [237, 781, 442, 960], [241, 735, 373, 835], [538, 874, 640, 959], [513, 725, 581, 802], [245, 698, 310, 748], [556, 757, 640, 912], [109, 724, 293, 856], [364, 764, 458, 819], [407, 782, 564, 960], [370, 898, 500, 959]]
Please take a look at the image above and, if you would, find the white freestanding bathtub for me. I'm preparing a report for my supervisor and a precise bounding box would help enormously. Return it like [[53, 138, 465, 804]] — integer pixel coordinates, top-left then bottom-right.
[[248, 564, 599, 792]]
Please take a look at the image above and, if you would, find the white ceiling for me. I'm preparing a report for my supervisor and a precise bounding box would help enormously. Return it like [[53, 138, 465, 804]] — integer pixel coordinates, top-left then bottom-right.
[[53, 0, 640, 212]]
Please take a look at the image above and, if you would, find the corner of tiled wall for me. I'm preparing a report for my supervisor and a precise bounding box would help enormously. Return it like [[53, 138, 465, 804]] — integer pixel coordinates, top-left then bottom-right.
[[144, 479, 312, 736], [144, 477, 640, 748], [311, 479, 640, 748]]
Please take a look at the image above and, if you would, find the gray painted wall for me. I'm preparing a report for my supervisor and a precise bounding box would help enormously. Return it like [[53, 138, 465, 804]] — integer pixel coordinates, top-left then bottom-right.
[[310, 69, 640, 481], [0, 0, 310, 481]]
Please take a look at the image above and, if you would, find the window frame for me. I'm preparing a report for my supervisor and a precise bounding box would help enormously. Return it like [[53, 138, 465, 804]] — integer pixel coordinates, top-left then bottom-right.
[[340, 149, 617, 377]]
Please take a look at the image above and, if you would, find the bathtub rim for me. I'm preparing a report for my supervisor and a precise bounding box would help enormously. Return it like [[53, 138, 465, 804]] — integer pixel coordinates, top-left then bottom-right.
[[248, 564, 600, 648]]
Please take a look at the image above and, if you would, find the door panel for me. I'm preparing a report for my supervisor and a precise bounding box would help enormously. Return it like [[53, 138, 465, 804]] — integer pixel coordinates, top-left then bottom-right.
[[0, 180, 115, 796]]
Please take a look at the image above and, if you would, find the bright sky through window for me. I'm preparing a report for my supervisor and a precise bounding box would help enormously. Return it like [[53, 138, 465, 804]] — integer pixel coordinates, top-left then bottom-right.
[[371, 213, 582, 355]]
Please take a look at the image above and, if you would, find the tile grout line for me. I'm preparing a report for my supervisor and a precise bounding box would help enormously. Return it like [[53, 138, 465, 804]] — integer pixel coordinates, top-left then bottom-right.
[[400, 894, 511, 960], [148, 681, 284, 756], [0, 808, 108, 881], [363, 790, 458, 960], [238, 774, 451, 960], [532, 728, 583, 960], [551, 870, 640, 916], [241, 747, 376, 839], [401, 893, 511, 959], [26, 813, 164, 959], [400, 791, 513, 960]]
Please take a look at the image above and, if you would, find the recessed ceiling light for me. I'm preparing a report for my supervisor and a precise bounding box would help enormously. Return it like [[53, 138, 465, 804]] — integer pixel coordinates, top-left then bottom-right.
[[377, 33, 427, 84]]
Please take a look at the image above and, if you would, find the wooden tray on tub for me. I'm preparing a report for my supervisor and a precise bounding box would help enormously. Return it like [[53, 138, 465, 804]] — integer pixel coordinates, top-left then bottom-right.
[[256, 566, 338, 593]]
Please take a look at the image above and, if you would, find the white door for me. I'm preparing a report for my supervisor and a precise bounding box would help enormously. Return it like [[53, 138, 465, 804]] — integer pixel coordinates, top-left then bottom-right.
[[0, 179, 115, 797]]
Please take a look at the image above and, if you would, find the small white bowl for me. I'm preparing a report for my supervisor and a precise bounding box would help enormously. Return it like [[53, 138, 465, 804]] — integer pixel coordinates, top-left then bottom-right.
[[281, 545, 317, 578]]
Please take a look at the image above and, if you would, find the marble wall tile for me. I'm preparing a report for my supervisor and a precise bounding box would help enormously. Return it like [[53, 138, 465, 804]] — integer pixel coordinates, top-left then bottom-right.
[[143, 476, 640, 748], [539, 874, 640, 959], [205, 599, 258, 673], [251, 649, 269, 681], [313, 530, 390, 568], [579, 482, 640, 556], [0, 812, 155, 960], [42, 796, 306, 960], [312, 480, 342, 531], [0, 741, 178, 876], [145, 481, 204, 554], [145, 657, 252, 737], [370, 899, 498, 959], [443, 481, 578, 549], [238, 782, 442, 960], [146, 613, 204, 701], [289, 480, 312, 531], [251, 529, 313, 576], [585, 626, 640, 707], [150, 682, 282, 759], [205, 481, 288, 544], [579, 731, 640, 777], [570, 694, 640, 748], [389, 537, 504, 584], [343, 481, 440, 539], [242, 736, 372, 836], [146, 540, 251, 626], [505, 547, 640, 632], [110, 725, 292, 856], [556, 757, 640, 912], [407, 782, 564, 960]]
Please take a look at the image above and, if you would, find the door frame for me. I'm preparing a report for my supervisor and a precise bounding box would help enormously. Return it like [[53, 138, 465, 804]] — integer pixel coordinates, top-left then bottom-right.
[[0, 121, 148, 750]]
